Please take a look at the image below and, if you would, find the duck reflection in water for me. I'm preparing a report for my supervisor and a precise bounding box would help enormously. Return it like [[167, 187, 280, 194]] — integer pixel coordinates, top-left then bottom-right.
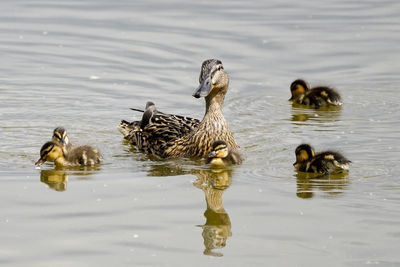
[[290, 106, 342, 123], [295, 172, 349, 199], [40, 169, 69, 191], [144, 162, 234, 256], [193, 169, 232, 257], [39, 166, 100, 191]]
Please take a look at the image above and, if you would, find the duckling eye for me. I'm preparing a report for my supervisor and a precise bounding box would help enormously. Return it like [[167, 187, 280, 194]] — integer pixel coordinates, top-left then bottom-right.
[[215, 145, 227, 151]]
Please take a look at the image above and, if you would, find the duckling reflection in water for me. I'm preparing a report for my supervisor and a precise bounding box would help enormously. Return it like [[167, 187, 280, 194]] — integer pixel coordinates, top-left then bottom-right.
[[290, 79, 342, 108], [35, 141, 102, 167], [207, 140, 242, 167], [52, 127, 72, 154], [40, 169, 68, 191], [294, 144, 351, 175], [193, 169, 232, 257], [296, 171, 349, 199]]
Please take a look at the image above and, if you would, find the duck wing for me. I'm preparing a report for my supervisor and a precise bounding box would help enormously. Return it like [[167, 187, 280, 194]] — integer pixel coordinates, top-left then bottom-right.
[[118, 102, 200, 153]]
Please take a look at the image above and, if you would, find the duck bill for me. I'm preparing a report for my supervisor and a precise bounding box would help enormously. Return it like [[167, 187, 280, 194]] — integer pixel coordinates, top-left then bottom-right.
[[35, 158, 46, 166], [208, 151, 216, 158], [193, 77, 211, 98], [59, 138, 66, 145]]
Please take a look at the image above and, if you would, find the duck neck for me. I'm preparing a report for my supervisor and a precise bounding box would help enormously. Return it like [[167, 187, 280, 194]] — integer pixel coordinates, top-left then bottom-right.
[[204, 90, 226, 119], [54, 156, 68, 167]]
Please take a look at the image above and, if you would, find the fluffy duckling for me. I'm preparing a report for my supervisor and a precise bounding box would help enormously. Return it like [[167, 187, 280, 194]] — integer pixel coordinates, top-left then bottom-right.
[[206, 140, 242, 167], [294, 144, 350, 174], [35, 141, 102, 167], [52, 127, 72, 154], [290, 79, 342, 108]]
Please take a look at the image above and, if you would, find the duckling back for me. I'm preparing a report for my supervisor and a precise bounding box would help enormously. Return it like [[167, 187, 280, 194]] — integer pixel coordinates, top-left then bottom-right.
[[302, 87, 342, 108], [309, 151, 350, 174], [65, 145, 102, 166]]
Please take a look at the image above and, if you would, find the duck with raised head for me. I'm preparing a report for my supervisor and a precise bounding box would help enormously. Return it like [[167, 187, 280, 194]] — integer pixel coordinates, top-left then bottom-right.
[[206, 140, 242, 167], [294, 144, 350, 174], [52, 127, 72, 154], [118, 59, 239, 158], [290, 79, 342, 108], [35, 141, 102, 167]]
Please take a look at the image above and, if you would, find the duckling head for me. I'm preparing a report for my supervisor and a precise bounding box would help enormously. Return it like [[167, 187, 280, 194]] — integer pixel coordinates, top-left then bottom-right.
[[208, 141, 230, 167], [35, 141, 64, 166], [193, 59, 228, 99], [52, 127, 69, 146], [290, 79, 309, 100], [294, 144, 315, 166]]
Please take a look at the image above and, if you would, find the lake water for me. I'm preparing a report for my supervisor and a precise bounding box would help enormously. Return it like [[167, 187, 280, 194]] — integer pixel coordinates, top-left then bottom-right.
[[1, 0, 400, 266]]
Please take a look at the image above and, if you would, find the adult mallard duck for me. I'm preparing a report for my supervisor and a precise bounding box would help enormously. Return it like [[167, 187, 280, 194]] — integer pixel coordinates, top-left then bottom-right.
[[35, 141, 102, 167], [206, 140, 242, 167], [118, 59, 239, 158], [289, 79, 342, 108], [293, 144, 350, 174]]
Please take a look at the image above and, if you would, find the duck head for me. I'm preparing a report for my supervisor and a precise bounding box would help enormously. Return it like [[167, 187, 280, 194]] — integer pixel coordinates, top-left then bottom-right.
[[208, 140, 229, 159], [35, 141, 64, 166], [290, 79, 309, 100], [294, 144, 315, 166], [52, 127, 69, 146], [193, 59, 228, 99]]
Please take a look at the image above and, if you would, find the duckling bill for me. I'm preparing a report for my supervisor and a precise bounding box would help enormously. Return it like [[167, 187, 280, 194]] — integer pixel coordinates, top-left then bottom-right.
[[294, 144, 350, 174], [207, 140, 242, 167], [36, 141, 102, 167], [290, 79, 342, 108]]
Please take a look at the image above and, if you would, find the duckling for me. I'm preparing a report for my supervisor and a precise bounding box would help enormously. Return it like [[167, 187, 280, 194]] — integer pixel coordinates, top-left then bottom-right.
[[206, 140, 242, 167], [35, 141, 102, 167], [294, 144, 350, 174], [118, 59, 240, 158], [290, 79, 342, 108], [52, 127, 72, 154]]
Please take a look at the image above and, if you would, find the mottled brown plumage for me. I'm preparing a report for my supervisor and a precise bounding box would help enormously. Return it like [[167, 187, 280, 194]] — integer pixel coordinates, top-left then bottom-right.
[[118, 59, 239, 158]]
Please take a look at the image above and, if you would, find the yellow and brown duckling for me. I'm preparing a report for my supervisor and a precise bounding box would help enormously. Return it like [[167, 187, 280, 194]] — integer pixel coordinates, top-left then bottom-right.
[[294, 144, 350, 174], [35, 141, 102, 167], [290, 79, 342, 108], [206, 140, 242, 167], [52, 127, 72, 154], [118, 59, 239, 158]]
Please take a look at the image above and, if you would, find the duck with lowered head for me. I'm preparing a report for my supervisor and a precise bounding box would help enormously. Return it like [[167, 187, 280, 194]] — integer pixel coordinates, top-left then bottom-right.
[[290, 79, 342, 108], [35, 141, 102, 167], [293, 144, 350, 174]]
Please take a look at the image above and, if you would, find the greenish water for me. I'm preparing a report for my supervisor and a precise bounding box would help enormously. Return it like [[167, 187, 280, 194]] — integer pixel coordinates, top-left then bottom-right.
[[1, 0, 399, 266]]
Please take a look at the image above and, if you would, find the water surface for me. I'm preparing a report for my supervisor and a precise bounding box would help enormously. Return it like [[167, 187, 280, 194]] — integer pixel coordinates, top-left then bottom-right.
[[1, 0, 400, 266]]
